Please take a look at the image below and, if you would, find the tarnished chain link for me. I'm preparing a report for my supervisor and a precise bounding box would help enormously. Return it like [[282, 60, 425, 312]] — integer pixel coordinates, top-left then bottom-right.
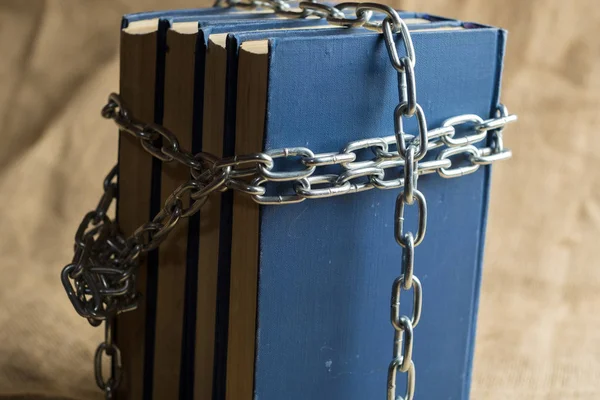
[[63, 3, 517, 398], [94, 318, 122, 399]]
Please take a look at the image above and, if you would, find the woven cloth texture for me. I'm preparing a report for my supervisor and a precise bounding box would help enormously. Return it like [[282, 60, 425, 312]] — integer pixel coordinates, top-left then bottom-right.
[[0, 0, 598, 398]]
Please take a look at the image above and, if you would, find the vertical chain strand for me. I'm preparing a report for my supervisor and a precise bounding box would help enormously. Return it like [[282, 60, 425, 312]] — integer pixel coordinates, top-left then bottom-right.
[[94, 317, 122, 399], [384, 10, 427, 400]]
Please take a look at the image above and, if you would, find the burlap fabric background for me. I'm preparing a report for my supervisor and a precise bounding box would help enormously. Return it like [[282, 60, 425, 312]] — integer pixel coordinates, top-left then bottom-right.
[[1, 0, 598, 398]]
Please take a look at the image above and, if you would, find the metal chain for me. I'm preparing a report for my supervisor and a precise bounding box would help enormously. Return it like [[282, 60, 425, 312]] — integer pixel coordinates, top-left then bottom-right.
[[94, 317, 122, 399], [66, 94, 514, 399], [385, 14, 423, 398], [61, 2, 517, 398]]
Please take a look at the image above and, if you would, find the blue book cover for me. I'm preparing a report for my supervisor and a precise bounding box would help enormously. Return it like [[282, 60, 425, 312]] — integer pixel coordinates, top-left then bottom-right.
[[225, 25, 506, 400], [195, 15, 466, 400], [182, 16, 443, 400]]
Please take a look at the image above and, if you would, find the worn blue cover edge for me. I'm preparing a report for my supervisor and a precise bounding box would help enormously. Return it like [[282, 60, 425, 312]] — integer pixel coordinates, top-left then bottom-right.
[[223, 13, 477, 67], [462, 27, 508, 398], [252, 27, 505, 400]]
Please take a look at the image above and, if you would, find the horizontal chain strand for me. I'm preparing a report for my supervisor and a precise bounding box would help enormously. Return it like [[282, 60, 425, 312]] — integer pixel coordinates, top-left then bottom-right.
[[104, 92, 516, 202], [62, 91, 515, 323]]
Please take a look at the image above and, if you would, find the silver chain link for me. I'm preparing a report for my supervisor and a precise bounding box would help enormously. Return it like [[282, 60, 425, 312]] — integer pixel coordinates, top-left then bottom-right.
[[60, 2, 516, 397], [385, 15, 422, 398]]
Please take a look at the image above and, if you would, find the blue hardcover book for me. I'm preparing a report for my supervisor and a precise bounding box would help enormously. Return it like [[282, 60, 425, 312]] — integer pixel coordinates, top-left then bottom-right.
[[141, 14, 370, 400], [178, 15, 449, 399], [223, 24, 506, 400], [196, 17, 468, 400]]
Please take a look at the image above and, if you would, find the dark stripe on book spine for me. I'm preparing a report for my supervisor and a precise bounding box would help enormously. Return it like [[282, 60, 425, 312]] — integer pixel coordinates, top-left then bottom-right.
[[178, 29, 206, 400], [211, 38, 240, 400], [143, 18, 169, 400], [252, 48, 272, 396], [211, 191, 233, 400]]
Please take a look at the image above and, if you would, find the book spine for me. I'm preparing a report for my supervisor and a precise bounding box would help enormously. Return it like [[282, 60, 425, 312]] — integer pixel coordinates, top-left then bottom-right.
[[192, 32, 238, 400], [151, 27, 199, 399], [225, 41, 270, 400], [143, 19, 170, 399], [115, 27, 158, 400]]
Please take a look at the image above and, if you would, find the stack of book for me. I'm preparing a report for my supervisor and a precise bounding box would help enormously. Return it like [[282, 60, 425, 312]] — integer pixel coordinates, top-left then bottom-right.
[[115, 6, 507, 400]]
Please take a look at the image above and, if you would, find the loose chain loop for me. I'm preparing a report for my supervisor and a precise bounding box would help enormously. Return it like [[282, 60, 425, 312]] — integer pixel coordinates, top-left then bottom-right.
[[62, 3, 517, 398]]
